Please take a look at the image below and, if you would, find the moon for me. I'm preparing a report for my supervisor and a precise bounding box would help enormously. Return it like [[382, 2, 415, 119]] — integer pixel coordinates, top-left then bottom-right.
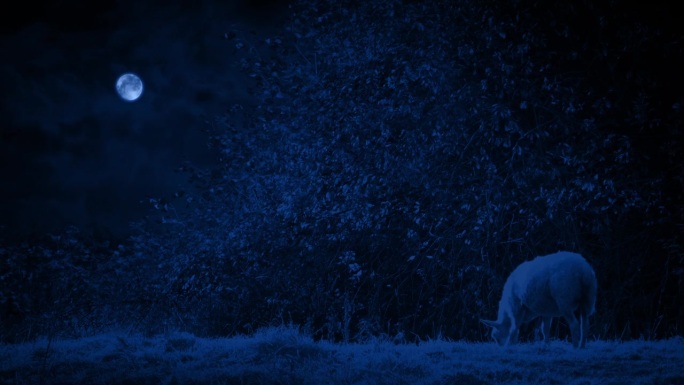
[[115, 73, 144, 101]]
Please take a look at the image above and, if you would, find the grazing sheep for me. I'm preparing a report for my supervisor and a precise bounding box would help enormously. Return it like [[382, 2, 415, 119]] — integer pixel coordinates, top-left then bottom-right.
[[481, 251, 597, 348]]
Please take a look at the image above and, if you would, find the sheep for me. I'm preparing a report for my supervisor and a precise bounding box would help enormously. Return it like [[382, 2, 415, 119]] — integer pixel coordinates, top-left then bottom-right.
[[481, 251, 597, 348]]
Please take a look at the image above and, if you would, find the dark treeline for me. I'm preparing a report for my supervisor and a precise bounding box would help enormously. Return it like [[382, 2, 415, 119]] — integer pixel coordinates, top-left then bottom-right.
[[1, 0, 682, 343]]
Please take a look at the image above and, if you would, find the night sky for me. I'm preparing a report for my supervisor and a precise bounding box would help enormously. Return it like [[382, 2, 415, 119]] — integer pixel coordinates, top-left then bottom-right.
[[0, 0, 285, 239]]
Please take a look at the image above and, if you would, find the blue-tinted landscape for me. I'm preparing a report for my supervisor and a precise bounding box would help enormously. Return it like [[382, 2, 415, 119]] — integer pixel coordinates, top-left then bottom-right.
[[1, 0, 682, 383]]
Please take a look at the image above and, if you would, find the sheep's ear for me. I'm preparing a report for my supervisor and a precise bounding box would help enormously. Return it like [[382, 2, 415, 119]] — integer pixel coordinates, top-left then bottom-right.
[[480, 319, 499, 328]]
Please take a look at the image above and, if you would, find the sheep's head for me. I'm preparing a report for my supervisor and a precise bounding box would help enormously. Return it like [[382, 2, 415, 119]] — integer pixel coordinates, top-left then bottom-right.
[[481, 318, 512, 346]]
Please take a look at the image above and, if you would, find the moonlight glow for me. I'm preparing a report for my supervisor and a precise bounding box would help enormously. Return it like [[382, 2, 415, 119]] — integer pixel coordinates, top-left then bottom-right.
[[115, 73, 144, 101]]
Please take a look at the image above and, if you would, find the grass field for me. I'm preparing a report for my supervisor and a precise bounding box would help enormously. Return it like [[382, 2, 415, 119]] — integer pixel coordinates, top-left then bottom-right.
[[2, 326, 683, 385]]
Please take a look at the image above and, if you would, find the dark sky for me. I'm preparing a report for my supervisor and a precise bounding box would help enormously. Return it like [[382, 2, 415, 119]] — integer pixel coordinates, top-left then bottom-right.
[[1, 0, 681, 241], [0, 0, 287, 239]]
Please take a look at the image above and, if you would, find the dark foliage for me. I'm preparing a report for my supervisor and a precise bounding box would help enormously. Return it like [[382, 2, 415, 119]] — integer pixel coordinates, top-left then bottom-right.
[[1, 0, 682, 343]]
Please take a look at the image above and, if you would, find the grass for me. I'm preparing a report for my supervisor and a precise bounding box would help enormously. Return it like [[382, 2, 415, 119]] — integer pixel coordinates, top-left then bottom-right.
[[1, 326, 683, 384]]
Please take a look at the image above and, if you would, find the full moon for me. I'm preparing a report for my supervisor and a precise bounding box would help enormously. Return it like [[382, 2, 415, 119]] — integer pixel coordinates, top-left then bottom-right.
[[115, 73, 144, 101]]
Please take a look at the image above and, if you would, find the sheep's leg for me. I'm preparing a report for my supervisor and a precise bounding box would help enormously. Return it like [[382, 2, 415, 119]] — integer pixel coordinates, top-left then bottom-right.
[[508, 326, 519, 345], [580, 311, 590, 348], [540, 317, 552, 342], [562, 311, 581, 348]]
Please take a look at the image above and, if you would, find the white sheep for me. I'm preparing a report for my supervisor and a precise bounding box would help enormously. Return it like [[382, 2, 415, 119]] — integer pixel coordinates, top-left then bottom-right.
[[481, 251, 597, 348]]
